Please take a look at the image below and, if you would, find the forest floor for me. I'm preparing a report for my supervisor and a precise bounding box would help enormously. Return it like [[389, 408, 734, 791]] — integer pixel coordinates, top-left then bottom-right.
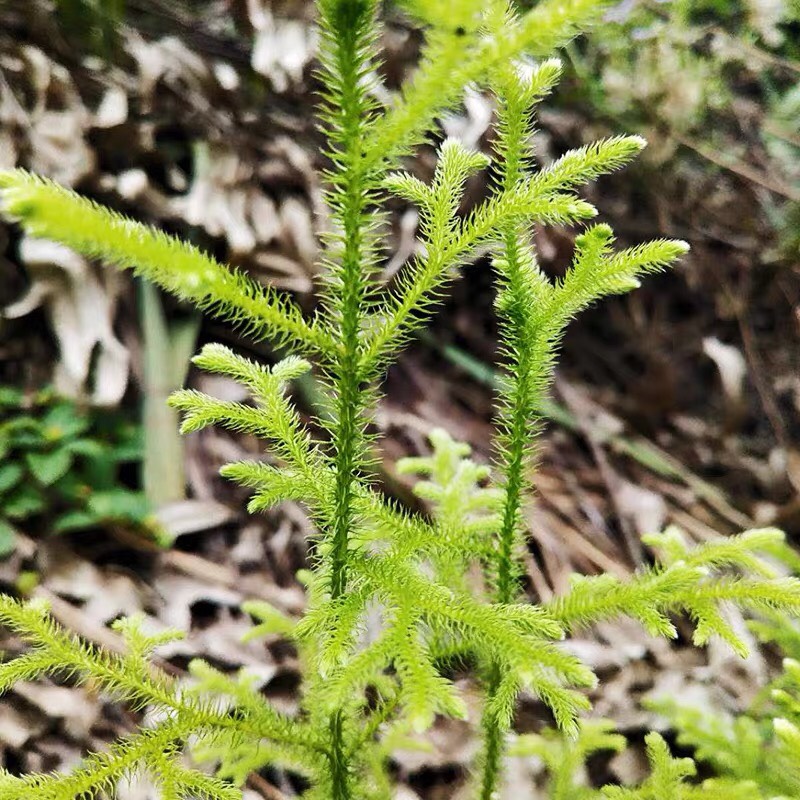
[[0, 1, 798, 797]]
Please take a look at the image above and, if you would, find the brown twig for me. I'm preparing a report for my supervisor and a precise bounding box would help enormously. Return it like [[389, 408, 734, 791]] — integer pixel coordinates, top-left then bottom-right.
[[248, 772, 291, 800], [673, 133, 800, 202]]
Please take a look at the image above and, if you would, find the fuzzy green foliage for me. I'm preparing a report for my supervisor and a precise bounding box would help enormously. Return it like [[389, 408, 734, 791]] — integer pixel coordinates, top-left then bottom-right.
[[507, 562, 800, 799], [1, 0, 799, 798], [0, 386, 149, 556], [548, 526, 800, 658], [511, 718, 626, 799], [0, 172, 329, 356], [645, 613, 800, 798], [568, 0, 799, 134], [601, 732, 760, 800], [563, 0, 800, 251], [397, 427, 503, 593], [517, 721, 764, 798], [412, 425, 800, 798]]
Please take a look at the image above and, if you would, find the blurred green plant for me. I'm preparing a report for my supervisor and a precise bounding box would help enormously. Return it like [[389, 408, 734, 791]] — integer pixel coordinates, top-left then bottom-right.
[[0, 385, 150, 557], [507, 552, 800, 798], [567, 0, 799, 131], [562, 0, 800, 251], [518, 641, 800, 798], [644, 608, 800, 798], [53, 0, 125, 57], [139, 281, 200, 508], [410, 428, 800, 797]]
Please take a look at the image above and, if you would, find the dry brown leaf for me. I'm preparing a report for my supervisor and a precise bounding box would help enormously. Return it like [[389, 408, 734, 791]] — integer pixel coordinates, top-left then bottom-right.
[[249, 4, 318, 92], [3, 236, 130, 405], [12, 682, 101, 740], [155, 499, 236, 541], [0, 701, 47, 749]]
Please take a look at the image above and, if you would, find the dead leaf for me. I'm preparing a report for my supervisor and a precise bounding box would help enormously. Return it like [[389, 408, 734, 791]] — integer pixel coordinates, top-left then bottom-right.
[[703, 336, 747, 404], [170, 142, 257, 256], [0, 702, 47, 749], [615, 480, 668, 536], [155, 499, 236, 541], [13, 682, 100, 740], [249, 6, 317, 93], [93, 86, 128, 129], [19, 46, 95, 185], [3, 236, 130, 406]]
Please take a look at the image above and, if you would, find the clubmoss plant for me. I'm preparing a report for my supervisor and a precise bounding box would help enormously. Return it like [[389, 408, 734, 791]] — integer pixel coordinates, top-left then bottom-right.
[[402, 432, 800, 797], [513, 602, 800, 798], [1, 1, 800, 798]]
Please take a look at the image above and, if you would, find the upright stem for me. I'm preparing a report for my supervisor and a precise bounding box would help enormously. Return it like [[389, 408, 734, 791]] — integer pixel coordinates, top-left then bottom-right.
[[318, 2, 378, 796], [492, 231, 530, 604], [479, 660, 506, 800], [327, 149, 373, 602], [324, 0, 374, 606], [328, 190, 367, 601], [328, 711, 351, 799], [480, 62, 538, 800], [479, 225, 533, 800]]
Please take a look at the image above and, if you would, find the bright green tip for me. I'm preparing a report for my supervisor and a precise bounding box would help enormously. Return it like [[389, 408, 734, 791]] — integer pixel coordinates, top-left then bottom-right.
[[410, 711, 434, 734], [538, 56, 563, 74], [0, 168, 35, 190], [0, 169, 38, 199]]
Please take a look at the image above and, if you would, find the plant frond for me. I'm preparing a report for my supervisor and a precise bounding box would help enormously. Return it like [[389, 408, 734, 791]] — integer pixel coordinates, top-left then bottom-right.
[[0, 170, 330, 355], [0, 720, 240, 800], [397, 427, 503, 589], [548, 527, 800, 657], [511, 719, 626, 800], [2, 3, 783, 798], [241, 600, 297, 641], [532, 136, 647, 194], [390, 606, 469, 731], [601, 732, 762, 799], [362, 173, 597, 375], [646, 698, 766, 788], [0, 596, 320, 752], [361, 0, 612, 170]]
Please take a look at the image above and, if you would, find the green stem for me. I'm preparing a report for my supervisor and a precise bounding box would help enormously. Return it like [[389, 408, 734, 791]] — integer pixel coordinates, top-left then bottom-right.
[[480, 51, 538, 799], [324, 0, 374, 605], [480, 226, 533, 800], [319, 1, 379, 796], [493, 232, 531, 605], [329, 712, 351, 799], [480, 663, 506, 800]]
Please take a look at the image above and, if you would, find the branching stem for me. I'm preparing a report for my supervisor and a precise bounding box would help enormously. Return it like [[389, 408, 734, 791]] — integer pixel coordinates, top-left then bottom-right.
[[480, 43, 541, 798], [319, 1, 379, 796]]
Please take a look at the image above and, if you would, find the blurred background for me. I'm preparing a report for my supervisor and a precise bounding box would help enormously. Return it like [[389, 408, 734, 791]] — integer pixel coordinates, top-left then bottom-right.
[[0, 1, 798, 797]]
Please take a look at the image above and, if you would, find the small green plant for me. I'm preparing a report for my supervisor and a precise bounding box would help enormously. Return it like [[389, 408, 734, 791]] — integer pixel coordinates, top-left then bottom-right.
[[563, 0, 800, 251], [53, 0, 125, 57], [1, 1, 799, 798], [407, 430, 800, 798], [0, 386, 147, 557], [645, 608, 800, 799], [511, 597, 800, 798]]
